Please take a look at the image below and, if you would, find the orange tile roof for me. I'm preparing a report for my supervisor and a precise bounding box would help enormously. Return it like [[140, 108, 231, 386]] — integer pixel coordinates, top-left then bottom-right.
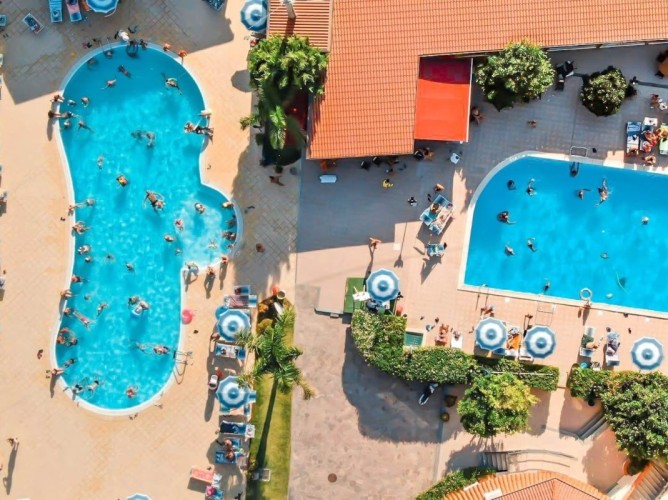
[[307, 0, 668, 159], [267, 0, 332, 51], [445, 471, 608, 500]]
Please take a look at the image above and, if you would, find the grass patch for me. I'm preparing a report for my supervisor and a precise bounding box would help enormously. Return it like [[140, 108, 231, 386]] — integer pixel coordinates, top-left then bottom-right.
[[246, 317, 294, 500]]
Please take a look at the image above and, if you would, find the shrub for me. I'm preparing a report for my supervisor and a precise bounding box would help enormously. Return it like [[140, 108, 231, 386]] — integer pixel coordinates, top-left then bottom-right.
[[477, 357, 559, 391], [475, 40, 555, 110], [567, 367, 611, 399], [580, 67, 627, 116], [458, 373, 538, 437], [416, 468, 496, 500], [601, 371, 668, 462], [404, 348, 476, 384], [256, 318, 274, 336]]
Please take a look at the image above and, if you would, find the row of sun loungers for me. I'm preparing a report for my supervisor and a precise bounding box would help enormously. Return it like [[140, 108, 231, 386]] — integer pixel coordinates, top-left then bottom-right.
[[627, 118, 668, 156], [420, 194, 455, 235], [580, 326, 620, 367]]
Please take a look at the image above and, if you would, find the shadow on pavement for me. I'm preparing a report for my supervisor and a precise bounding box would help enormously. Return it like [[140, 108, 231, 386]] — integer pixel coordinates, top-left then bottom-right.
[[341, 332, 442, 444]]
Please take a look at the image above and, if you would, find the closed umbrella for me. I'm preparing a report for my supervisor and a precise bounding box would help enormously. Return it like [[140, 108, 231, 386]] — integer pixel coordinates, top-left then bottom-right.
[[366, 268, 400, 303], [216, 309, 251, 342], [241, 0, 268, 32], [631, 337, 664, 371], [475, 317, 506, 351], [524, 325, 556, 359]]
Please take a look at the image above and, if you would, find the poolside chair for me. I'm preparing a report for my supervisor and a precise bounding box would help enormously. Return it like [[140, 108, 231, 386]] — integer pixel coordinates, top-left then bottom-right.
[[426, 243, 446, 258], [23, 13, 44, 34], [190, 466, 215, 484], [66, 0, 82, 22], [626, 121, 641, 154], [450, 332, 463, 350], [579, 326, 596, 358], [215, 450, 245, 464], [219, 420, 255, 439], [217, 437, 242, 450], [518, 346, 534, 362], [49, 0, 63, 22], [0, 15, 6, 27], [605, 332, 621, 367], [660, 124, 668, 155]]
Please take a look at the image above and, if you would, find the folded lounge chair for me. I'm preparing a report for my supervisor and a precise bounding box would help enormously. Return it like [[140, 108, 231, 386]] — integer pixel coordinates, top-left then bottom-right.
[[49, 0, 63, 22], [66, 0, 82, 22]]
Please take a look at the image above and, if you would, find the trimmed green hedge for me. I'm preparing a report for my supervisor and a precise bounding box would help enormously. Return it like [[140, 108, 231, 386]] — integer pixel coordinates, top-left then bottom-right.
[[416, 467, 496, 500], [351, 311, 559, 389], [567, 366, 612, 399]]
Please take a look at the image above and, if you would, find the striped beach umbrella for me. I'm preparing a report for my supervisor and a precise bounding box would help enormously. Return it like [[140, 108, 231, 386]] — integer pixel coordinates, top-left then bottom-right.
[[366, 268, 400, 303], [216, 376, 256, 412], [475, 317, 507, 351], [524, 325, 556, 359], [216, 309, 250, 342], [631, 337, 664, 371], [85, 0, 118, 14], [126, 495, 151, 500], [241, 0, 268, 32]]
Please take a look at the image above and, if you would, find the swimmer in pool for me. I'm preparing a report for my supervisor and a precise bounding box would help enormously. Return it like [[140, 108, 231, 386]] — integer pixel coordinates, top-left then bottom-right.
[[497, 211, 516, 224], [527, 238, 536, 252], [504, 244, 515, 256], [570, 162, 580, 177], [101, 79, 117, 90], [576, 188, 591, 200], [507, 180, 516, 190], [526, 178, 536, 196]]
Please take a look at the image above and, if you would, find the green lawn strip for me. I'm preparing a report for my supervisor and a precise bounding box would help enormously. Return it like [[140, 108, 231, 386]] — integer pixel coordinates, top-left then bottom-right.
[[246, 326, 294, 500]]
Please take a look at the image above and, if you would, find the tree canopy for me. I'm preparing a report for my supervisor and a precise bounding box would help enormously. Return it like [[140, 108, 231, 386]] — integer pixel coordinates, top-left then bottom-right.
[[248, 35, 328, 97], [236, 307, 314, 400], [601, 372, 668, 461], [458, 373, 538, 438], [580, 67, 627, 116], [475, 40, 555, 109]]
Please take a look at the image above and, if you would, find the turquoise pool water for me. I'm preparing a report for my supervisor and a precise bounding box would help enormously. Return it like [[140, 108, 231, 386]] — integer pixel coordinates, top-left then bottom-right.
[[464, 155, 668, 313], [55, 46, 237, 411]]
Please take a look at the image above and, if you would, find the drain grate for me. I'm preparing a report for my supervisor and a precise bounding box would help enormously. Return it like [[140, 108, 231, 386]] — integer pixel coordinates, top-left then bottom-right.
[[570, 146, 588, 157]]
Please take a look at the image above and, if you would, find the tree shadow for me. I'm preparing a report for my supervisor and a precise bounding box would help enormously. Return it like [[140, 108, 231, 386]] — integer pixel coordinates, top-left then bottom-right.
[[341, 332, 442, 444], [526, 389, 551, 436]]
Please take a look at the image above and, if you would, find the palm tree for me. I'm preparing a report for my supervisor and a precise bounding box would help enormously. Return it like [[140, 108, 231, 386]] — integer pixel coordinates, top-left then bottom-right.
[[236, 307, 314, 399], [236, 306, 313, 472]]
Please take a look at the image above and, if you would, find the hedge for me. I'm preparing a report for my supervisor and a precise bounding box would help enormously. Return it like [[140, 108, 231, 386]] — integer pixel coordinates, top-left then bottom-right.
[[416, 467, 496, 500], [567, 366, 612, 399], [351, 310, 559, 389]]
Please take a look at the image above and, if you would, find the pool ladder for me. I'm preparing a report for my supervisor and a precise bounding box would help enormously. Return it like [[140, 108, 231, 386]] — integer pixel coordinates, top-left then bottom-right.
[[174, 350, 193, 366]]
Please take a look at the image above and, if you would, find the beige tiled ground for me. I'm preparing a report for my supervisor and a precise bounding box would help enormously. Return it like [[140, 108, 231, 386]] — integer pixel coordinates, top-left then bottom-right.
[[291, 45, 668, 498], [0, 1, 298, 499]]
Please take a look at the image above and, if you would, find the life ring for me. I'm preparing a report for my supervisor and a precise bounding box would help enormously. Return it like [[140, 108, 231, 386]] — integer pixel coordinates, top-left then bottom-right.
[[181, 309, 194, 324], [580, 288, 593, 300]]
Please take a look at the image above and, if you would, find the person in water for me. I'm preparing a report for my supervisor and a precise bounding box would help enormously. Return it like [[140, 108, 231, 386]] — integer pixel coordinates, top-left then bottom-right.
[[497, 211, 516, 224], [507, 180, 516, 190], [161, 73, 182, 94], [526, 178, 536, 196], [527, 237, 537, 252], [570, 162, 580, 177], [118, 65, 131, 78], [144, 190, 164, 211]]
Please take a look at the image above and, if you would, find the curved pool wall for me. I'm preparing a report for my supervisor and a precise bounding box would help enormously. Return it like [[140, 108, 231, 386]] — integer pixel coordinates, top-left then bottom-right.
[[51, 43, 242, 415], [460, 152, 668, 318]]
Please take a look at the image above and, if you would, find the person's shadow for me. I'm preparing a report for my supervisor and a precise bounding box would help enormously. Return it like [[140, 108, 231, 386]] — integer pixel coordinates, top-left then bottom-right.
[[3, 445, 18, 494], [204, 272, 215, 298]]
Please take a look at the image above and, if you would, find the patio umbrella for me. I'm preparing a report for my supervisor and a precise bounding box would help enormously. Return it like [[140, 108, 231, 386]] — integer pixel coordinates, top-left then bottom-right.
[[474, 317, 507, 351], [216, 376, 256, 412], [366, 268, 400, 303], [216, 309, 251, 342], [631, 337, 664, 371], [127, 495, 151, 500], [241, 0, 268, 32], [524, 325, 556, 359], [85, 0, 118, 14]]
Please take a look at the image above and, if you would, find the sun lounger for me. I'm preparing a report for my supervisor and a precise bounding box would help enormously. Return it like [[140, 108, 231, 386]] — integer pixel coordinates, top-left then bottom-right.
[[23, 13, 44, 34], [660, 124, 668, 155], [224, 294, 256, 308], [190, 466, 215, 484], [0, 15, 6, 27], [219, 420, 256, 439], [66, 0, 82, 22], [641, 117, 658, 152], [450, 332, 463, 350], [605, 332, 621, 367], [49, 0, 63, 22], [426, 243, 446, 257], [626, 121, 641, 154], [0, 191, 7, 203], [579, 326, 596, 358], [214, 343, 246, 361], [215, 450, 245, 464]]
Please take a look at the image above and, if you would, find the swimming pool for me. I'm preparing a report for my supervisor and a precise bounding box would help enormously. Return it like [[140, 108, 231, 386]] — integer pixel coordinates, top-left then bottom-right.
[[54, 45, 238, 413], [463, 154, 668, 314]]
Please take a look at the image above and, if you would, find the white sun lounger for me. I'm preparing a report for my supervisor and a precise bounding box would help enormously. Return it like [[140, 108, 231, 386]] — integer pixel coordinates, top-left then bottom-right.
[[450, 332, 463, 350], [23, 13, 44, 34]]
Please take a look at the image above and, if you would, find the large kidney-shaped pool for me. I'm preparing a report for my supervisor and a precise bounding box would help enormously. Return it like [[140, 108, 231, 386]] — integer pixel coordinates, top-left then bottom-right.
[[464, 154, 668, 314], [55, 45, 237, 413]]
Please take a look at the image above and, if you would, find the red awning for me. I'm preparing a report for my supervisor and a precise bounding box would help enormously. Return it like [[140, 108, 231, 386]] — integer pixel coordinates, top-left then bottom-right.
[[414, 57, 472, 143]]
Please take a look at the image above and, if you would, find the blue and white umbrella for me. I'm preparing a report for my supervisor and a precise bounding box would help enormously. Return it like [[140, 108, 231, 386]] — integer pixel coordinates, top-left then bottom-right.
[[475, 317, 507, 351], [127, 495, 151, 500], [85, 0, 118, 14], [216, 376, 256, 412], [524, 325, 556, 359], [631, 337, 664, 371], [241, 0, 268, 32], [366, 268, 400, 302], [217, 309, 251, 342]]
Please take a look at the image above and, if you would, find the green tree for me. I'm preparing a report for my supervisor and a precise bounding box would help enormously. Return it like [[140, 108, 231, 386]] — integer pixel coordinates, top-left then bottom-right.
[[248, 35, 328, 96], [580, 67, 627, 116], [601, 372, 668, 461], [475, 40, 555, 109], [458, 373, 538, 437]]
